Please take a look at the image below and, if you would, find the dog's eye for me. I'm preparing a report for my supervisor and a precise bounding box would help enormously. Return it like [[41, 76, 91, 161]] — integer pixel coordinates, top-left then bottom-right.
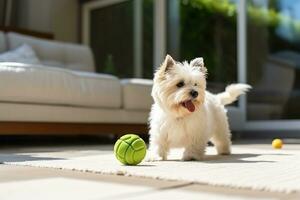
[[194, 83, 198, 86], [176, 81, 185, 88]]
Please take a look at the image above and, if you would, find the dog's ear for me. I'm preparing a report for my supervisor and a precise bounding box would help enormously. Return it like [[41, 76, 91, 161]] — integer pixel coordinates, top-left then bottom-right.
[[154, 55, 175, 81], [160, 54, 175, 73], [190, 57, 207, 74]]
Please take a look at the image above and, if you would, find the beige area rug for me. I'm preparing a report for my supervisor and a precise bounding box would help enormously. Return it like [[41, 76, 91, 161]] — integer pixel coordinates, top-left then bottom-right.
[[1, 146, 300, 193]]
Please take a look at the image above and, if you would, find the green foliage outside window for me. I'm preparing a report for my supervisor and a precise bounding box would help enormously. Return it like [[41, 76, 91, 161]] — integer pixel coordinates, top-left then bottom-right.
[[180, 0, 300, 84]]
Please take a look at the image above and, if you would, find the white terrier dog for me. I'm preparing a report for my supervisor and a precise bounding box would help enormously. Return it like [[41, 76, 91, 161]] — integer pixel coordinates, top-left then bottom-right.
[[148, 55, 251, 161]]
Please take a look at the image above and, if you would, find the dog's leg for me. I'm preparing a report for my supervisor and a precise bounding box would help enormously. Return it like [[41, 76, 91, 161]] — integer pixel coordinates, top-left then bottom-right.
[[157, 140, 169, 160], [182, 140, 206, 161], [211, 121, 232, 155], [147, 132, 169, 161]]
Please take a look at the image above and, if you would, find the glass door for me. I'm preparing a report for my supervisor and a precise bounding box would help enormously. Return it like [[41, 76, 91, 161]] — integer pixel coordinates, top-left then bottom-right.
[[244, 0, 300, 131]]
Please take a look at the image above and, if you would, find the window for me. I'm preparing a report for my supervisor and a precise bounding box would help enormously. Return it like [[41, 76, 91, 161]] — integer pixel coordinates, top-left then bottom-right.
[[246, 0, 300, 120], [85, 0, 154, 79], [90, 1, 134, 77]]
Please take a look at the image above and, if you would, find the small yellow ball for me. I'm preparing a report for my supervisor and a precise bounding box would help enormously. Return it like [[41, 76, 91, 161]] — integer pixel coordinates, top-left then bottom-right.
[[272, 139, 283, 149]]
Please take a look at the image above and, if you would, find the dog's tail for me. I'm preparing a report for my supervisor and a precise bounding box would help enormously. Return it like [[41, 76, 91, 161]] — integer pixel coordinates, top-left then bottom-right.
[[217, 84, 251, 106]]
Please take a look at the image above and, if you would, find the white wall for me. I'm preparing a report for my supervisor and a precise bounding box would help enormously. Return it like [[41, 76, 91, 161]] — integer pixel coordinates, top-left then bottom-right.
[[17, 0, 79, 43]]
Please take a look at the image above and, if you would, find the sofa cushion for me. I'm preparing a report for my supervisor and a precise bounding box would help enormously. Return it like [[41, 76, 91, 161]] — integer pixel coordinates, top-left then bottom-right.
[[121, 78, 153, 110], [0, 31, 6, 53], [6, 32, 95, 72], [0, 62, 121, 108], [0, 44, 41, 64]]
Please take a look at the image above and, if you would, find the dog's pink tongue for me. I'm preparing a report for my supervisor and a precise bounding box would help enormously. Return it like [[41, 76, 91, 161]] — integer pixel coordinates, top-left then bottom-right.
[[184, 100, 195, 112]]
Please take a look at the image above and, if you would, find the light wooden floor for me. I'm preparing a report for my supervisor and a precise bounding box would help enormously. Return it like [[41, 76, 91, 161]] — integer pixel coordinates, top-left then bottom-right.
[[0, 141, 300, 200]]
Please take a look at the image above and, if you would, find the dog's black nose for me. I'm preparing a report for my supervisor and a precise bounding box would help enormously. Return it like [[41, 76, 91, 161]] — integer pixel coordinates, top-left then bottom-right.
[[190, 90, 198, 98]]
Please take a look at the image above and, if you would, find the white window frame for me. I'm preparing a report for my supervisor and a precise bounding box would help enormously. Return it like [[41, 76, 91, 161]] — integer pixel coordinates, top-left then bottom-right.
[[153, 0, 166, 70], [237, 0, 248, 128]]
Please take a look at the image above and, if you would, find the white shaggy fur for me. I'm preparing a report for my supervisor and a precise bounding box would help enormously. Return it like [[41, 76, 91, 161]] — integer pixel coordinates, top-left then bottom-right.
[[148, 55, 251, 161]]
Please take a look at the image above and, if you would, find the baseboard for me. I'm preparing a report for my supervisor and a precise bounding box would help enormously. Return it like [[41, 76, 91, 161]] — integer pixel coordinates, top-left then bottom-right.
[[0, 122, 148, 136]]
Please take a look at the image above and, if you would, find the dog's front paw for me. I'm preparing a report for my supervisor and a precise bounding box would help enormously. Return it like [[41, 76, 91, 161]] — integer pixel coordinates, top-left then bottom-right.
[[181, 154, 193, 161], [218, 151, 231, 155], [145, 152, 164, 162], [182, 152, 204, 161], [216, 145, 231, 155]]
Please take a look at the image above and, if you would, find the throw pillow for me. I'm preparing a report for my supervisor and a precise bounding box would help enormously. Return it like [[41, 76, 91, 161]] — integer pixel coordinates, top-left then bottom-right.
[[0, 44, 41, 65]]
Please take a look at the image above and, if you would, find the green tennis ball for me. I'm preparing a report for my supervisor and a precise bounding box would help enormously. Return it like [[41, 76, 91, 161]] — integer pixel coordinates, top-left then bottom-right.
[[114, 134, 147, 165]]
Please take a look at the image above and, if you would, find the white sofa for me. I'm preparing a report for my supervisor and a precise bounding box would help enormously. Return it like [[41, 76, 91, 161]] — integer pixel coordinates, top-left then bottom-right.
[[0, 31, 153, 135]]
